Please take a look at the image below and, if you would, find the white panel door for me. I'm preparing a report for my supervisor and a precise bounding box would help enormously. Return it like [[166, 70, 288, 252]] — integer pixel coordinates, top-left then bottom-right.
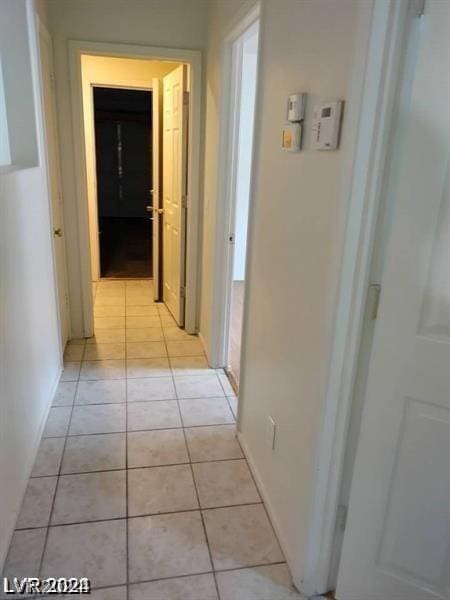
[[38, 24, 70, 348], [152, 77, 162, 301], [162, 65, 188, 324], [337, 3, 450, 600]]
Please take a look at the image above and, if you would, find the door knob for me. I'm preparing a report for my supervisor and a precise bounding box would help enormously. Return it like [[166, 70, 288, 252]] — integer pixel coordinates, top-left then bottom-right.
[[53, 227, 63, 237]]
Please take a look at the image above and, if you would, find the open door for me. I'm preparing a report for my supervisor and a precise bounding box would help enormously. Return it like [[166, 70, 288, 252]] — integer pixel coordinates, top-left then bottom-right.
[[39, 23, 70, 348], [336, 3, 450, 599], [162, 64, 188, 325], [151, 78, 162, 300]]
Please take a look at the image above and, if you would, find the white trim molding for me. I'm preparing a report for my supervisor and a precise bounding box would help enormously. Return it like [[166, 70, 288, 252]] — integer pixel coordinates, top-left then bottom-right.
[[67, 40, 202, 336], [298, 0, 412, 595]]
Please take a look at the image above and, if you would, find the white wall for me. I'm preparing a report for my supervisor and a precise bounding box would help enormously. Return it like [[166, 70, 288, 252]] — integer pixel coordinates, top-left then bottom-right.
[[201, 0, 363, 588], [46, 0, 209, 336], [233, 25, 258, 281], [81, 55, 180, 281], [0, 0, 61, 568]]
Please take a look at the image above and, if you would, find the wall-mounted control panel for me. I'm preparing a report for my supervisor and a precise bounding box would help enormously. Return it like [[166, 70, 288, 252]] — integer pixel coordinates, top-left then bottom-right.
[[311, 100, 343, 150], [287, 93, 306, 122], [281, 123, 302, 152]]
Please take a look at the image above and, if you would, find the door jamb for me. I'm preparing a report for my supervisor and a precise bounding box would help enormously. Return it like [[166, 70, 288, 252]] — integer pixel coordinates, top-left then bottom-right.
[[298, 0, 413, 595], [209, 2, 260, 368], [68, 41, 202, 336]]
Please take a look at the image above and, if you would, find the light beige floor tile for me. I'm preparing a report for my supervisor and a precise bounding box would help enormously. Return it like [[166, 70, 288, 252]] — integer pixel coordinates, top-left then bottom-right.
[[128, 465, 198, 516], [127, 377, 176, 402], [2, 528, 47, 579], [53, 381, 77, 406], [43, 407, 72, 437], [31, 437, 65, 477], [52, 471, 126, 524], [128, 512, 211, 582], [126, 296, 156, 307], [94, 295, 125, 307], [170, 356, 215, 376], [63, 344, 85, 361], [166, 340, 205, 357], [126, 315, 161, 328], [193, 460, 260, 508], [86, 329, 125, 344], [60, 362, 81, 382], [161, 315, 177, 327], [94, 305, 126, 317], [128, 429, 189, 468], [179, 398, 235, 427], [69, 404, 126, 435], [126, 327, 164, 342], [16, 477, 57, 529], [157, 304, 171, 315], [126, 341, 167, 359], [40, 588, 127, 600], [94, 316, 125, 329], [174, 374, 224, 399], [163, 326, 196, 341], [83, 343, 126, 361], [75, 379, 126, 405], [127, 400, 181, 431], [61, 433, 126, 474], [218, 371, 236, 396], [185, 425, 243, 462], [130, 574, 218, 600], [41, 520, 127, 588], [216, 564, 302, 600], [203, 504, 284, 571], [126, 357, 171, 378], [79, 359, 125, 380], [228, 396, 238, 418], [67, 338, 86, 346], [126, 305, 159, 316]]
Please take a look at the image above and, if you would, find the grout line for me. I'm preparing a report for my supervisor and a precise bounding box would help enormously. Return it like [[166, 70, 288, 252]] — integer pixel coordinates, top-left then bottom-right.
[[37, 341, 85, 579], [168, 324, 222, 600]]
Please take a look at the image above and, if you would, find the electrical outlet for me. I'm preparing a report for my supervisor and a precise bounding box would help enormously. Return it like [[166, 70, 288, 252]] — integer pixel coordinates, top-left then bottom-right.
[[266, 416, 277, 450]]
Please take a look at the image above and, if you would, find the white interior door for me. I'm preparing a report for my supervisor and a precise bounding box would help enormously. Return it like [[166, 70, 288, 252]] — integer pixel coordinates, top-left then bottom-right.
[[337, 3, 450, 599], [162, 64, 188, 325], [151, 78, 162, 300], [39, 23, 70, 348]]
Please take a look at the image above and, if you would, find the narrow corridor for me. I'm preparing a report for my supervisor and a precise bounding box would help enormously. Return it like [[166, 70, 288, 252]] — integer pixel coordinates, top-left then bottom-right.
[[2, 280, 301, 599]]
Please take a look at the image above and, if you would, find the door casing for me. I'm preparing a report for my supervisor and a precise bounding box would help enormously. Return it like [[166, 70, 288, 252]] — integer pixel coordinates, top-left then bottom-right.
[[297, 0, 422, 596], [68, 41, 202, 335]]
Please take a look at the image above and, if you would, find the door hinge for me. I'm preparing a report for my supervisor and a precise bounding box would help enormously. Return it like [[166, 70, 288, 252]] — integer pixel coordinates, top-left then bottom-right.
[[183, 91, 190, 105], [182, 194, 188, 209], [180, 286, 186, 298], [413, 0, 426, 17], [336, 504, 348, 532], [368, 283, 381, 320]]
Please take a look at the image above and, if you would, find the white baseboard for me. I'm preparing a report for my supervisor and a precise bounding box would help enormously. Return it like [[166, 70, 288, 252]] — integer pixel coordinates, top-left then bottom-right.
[[237, 431, 295, 573], [0, 365, 62, 570]]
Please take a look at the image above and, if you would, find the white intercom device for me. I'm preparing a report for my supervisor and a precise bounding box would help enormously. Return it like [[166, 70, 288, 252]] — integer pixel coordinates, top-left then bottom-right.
[[287, 93, 306, 122], [311, 100, 343, 150]]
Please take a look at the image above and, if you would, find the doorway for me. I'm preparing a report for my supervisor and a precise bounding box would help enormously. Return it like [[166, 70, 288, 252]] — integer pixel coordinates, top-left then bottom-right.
[[74, 51, 198, 334], [222, 17, 259, 390], [93, 86, 153, 279]]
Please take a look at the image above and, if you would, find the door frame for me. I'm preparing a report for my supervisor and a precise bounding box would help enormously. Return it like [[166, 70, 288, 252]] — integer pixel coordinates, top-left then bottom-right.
[[209, 2, 261, 369], [36, 16, 71, 353], [299, 0, 419, 595], [68, 40, 202, 335]]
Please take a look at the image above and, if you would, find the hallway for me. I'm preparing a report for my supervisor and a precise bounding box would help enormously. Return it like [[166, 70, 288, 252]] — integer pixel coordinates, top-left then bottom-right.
[[2, 280, 301, 599]]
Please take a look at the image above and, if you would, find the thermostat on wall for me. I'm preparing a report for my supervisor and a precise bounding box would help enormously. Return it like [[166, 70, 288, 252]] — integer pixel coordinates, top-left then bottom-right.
[[287, 93, 306, 122], [281, 123, 302, 152], [311, 100, 343, 150]]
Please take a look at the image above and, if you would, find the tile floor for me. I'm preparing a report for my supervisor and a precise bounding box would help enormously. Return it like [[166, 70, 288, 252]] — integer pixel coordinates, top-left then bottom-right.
[[2, 280, 302, 599]]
